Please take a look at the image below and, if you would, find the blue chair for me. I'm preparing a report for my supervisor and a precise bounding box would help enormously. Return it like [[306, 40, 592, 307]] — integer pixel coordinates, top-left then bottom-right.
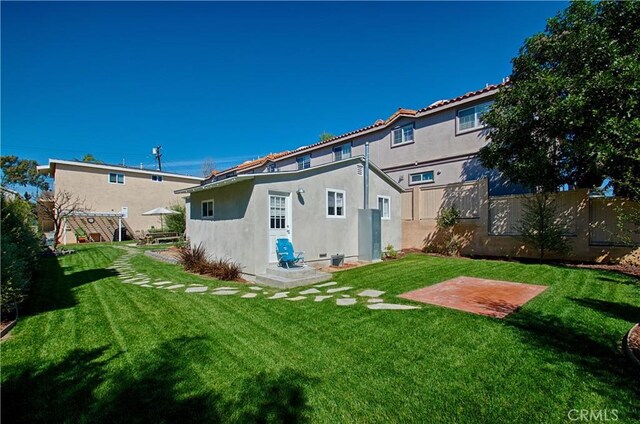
[[276, 238, 304, 269]]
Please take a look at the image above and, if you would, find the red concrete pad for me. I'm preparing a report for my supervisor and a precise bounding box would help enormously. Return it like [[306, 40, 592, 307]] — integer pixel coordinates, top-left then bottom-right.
[[398, 277, 548, 318]]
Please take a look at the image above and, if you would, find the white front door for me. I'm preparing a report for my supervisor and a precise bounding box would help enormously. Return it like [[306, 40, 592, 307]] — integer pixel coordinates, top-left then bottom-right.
[[268, 193, 291, 263]]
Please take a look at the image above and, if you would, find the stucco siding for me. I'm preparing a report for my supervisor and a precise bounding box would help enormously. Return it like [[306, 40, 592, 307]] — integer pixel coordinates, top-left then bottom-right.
[[53, 163, 196, 236]]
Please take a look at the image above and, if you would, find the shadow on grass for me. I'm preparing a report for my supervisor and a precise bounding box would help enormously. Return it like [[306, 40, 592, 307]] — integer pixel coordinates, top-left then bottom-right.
[[570, 297, 640, 323], [505, 311, 640, 417], [2, 337, 312, 423], [23, 256, 118, 316]]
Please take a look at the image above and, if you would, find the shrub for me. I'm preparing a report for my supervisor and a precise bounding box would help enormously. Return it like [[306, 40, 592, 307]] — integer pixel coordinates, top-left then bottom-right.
[[177, 244, 242, 281], [517, 192, 571, 261], [1, 196, 40, 318], [435, 206, 462, 256], [165, 203, 186, 234], [383, 244, 398, 259]]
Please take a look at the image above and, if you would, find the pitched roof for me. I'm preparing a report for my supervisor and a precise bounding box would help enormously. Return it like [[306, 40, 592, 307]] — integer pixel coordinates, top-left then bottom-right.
[[213, 81, 507, 178], [37, 159, 203, 181]]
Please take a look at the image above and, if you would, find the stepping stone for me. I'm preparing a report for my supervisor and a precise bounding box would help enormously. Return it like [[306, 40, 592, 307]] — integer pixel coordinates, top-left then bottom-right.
[[299, 288, 321, 295], [241, 293, 258, 298], [341, 294, 350, 298], [165, 284, 185, 290], [286, 296, 306, 301], [358, 289, 385, 298], [123, 278, 144, 283], [326, 287, 352, 293], [337, 298, 357, 306], [268, 292, 289, 299], [211, 290, 239, 295], [133, 281, 151, 286], [367, 303, 420, 310], [315, 281, 338, 288], [213, 286, 236, 291], [314, 295, 333, 302], [249, 286, 264, 291], [368, 298, 384, 303], [153, 281, 172, 286], [140, 284, 154, 288], [185, 287, 208, 293]]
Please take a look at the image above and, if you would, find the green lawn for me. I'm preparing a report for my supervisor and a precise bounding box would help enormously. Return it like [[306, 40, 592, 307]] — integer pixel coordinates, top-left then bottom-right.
[[2, 244, 639, 423]]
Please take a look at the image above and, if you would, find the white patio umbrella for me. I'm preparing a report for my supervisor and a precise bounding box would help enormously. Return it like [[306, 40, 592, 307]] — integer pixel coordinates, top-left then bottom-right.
[[141, 207, 179, 231]]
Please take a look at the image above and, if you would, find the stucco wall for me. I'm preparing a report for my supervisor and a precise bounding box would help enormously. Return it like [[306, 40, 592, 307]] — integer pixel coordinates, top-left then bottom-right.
[[53, 164, 198, 240], [185, 161, 402, 276]]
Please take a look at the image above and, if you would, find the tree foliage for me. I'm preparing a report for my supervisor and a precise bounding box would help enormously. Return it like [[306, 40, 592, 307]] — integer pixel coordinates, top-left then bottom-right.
[[0, 155, 50, 191], [1, 195, 40, 317], [78, 154, 103, 164], [436, 206, 462, 256], [318, 131, 335, 142], [165, 203, 186, 234], [36, 190, 87, 248], [517, 193, 571, 261], [479, 1, 640, 199]]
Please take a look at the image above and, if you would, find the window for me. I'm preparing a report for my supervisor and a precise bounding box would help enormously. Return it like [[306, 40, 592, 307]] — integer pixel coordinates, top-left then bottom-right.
[[333, 144, 352, 161], [109, 173, 125, 184], [457, 101, 493, 132], [296, 155, 311, 170], [267, 162, 277, 173], [392, 124, 414, 146], [377, 196, 391, 220], [269, 195, 286, 229], [201, 200, 214, 218], [409, 171, 435, 185], [151, 175, 163, 182], [327, 189, 346, 218]]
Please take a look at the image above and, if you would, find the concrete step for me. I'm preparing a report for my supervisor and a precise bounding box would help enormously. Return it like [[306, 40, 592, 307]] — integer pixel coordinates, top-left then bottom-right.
[[264, 264, 319, 279], [255, 269, 332, 289]]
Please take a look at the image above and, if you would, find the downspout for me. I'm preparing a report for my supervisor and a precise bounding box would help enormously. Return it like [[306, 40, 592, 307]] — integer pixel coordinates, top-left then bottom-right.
[[364, 142, 370, 209]]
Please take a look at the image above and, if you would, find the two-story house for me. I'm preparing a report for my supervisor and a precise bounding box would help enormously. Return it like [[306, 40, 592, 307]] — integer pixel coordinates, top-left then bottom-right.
[[177, 82, 509, 277], [38, 159, 202, 244]]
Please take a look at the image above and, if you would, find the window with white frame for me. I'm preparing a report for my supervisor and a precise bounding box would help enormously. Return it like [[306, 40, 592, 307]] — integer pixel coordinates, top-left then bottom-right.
[[266, 162, 277, 173], [409, 171, 435, 185], [296, 155, 311, 170], [108, 173, 125, 184], [377, 196, 391, 220], [151, 175, 163, 182], [327, 189, 345, 218], [333, 144, 352, 161], [391, 124, 414, 146], [201, 200, 214, 218], [456, 101, 493, 132]]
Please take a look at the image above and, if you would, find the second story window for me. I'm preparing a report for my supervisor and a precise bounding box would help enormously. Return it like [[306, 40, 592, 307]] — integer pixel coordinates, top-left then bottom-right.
[[108, 173, 125, 184], [151, 175, 163, 182], [333, 144, 352, 161], [267, 163, 277, 173], [392, 124, 414, 146], [296, 155, 311, 170], [457, 101, 493, 133]]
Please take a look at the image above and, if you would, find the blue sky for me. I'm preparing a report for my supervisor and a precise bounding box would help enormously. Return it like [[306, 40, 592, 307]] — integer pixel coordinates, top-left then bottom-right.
[[2, 1, 567, 177]]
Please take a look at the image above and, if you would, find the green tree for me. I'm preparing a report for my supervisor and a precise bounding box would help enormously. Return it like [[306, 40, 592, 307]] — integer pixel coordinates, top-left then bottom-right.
[[435, 206, 462, 256], [165, 203, 186, 234], [78, 154, 103, 164], [517, 193, 571, 262], [0, 156, 50, 191], [318, 131, 335, 142], [479, 1, 640, 199]]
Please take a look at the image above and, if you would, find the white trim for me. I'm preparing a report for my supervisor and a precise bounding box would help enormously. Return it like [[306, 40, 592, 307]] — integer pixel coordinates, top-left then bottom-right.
[[296, 154, 311, 170], [390, 124, 415, 147], [37, 159, 202, 181], [267, 192, 292, 264], [409, 171, 435, 186], [326, 188, 346, 219], [376, 195, 391, 220], [108, 172, 125, 185], [201, 199, 214, 219]]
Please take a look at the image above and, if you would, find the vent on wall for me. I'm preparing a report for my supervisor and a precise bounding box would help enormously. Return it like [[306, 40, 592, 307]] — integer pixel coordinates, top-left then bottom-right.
[[356, 165, 363, 176]]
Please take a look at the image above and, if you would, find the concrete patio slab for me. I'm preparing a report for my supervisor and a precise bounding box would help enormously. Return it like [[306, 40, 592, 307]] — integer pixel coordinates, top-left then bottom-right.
[[398, 276, 548, 318]]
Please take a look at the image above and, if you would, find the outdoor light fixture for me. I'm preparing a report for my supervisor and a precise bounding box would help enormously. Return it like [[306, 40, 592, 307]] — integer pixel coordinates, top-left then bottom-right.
[[296, 187, 305, 195]]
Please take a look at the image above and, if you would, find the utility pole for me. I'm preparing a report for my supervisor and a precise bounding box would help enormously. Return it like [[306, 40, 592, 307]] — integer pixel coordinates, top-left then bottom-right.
[[152, 145, 162, 171]]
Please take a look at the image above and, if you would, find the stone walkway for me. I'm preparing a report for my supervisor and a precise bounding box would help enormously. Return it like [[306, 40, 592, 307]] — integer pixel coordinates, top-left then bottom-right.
[[107, 249, 420, 311]]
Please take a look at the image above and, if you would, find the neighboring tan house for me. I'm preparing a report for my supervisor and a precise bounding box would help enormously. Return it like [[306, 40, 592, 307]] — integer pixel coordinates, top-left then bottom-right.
[[0, 186, 21, 201], [38, 159, 202, 244], [208, 82, 514, 194], [177, 157, 403, 276]]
